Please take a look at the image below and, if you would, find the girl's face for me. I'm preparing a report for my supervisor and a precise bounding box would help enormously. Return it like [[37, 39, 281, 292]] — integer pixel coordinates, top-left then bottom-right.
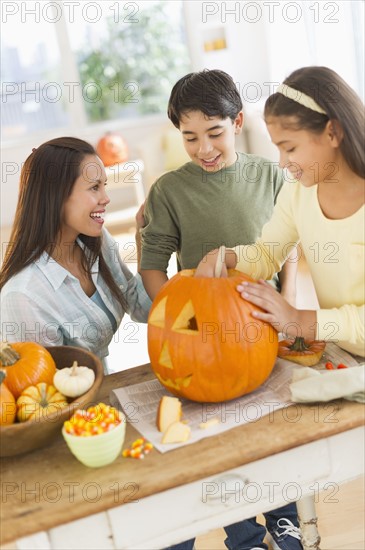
[[266, 116, 342, 187], [61, 154, 110, 241]]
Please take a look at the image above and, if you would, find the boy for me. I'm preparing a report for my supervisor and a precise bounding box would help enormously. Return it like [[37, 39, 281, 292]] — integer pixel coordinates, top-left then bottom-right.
[[140, 70, 301, 550], [140, 69, 296, 302]]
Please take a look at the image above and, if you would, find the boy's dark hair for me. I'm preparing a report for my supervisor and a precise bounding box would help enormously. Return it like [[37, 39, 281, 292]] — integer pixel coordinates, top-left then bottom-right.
[[168, 69, 243, 128], [264, 66, 365, 179]]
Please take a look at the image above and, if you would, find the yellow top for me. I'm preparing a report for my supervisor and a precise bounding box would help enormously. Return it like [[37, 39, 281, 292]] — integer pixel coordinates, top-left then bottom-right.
[[233, 181, 365, 357]]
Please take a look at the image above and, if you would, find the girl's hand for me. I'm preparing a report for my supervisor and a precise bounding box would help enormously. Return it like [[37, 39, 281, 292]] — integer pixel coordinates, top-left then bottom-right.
[[195, 248, 237, 278], [237, 279, 299, 334], [195, 249, 223, 278], [237, 279, 317, 339]]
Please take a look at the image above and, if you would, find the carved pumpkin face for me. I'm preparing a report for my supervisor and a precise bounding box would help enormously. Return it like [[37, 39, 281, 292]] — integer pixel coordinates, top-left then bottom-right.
[[148, 270, 278, 403], [96, 132, 128, 167]]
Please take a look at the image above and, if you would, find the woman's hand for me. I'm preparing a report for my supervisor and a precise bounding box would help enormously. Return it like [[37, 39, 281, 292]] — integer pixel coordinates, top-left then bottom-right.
[[237, 279, 317, 338]]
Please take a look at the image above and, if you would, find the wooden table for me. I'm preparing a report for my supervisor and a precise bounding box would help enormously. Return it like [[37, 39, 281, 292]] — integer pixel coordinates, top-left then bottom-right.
[[1, 364, 364, 549]]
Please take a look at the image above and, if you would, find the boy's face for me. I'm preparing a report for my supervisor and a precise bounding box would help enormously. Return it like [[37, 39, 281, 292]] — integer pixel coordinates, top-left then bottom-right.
[[179, 110, 243, 171]]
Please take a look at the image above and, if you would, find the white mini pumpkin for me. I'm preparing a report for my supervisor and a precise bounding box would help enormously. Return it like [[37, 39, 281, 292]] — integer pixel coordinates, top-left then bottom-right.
[[53, 361, 95, 398]]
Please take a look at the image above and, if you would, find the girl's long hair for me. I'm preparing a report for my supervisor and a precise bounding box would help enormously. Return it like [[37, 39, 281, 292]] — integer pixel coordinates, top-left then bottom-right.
[[264, 66, 365, 178], [1, 137, 127, 308]]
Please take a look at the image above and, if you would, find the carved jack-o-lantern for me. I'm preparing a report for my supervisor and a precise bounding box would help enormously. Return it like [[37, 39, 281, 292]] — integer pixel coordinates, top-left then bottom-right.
[[148, 270, 278, 403]]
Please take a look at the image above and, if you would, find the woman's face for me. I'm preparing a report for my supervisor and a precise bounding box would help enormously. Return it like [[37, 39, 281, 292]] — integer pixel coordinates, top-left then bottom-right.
[[266, 116, 341, 187], [60, 154, 109, 241]]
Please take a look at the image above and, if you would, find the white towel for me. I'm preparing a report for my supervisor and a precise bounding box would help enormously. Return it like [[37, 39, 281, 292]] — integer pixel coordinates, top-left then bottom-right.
[[290, 364, 365, 403]]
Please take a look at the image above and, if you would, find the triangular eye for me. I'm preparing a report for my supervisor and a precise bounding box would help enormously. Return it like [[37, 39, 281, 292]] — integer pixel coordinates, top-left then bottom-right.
[[158, 341, 173, 369], [172, 300, 199, 334], [149, 296, 167, 328]]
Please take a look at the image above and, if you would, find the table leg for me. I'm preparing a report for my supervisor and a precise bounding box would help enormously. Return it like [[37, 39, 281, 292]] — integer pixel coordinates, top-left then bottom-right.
[[297, 495, 321, 549]]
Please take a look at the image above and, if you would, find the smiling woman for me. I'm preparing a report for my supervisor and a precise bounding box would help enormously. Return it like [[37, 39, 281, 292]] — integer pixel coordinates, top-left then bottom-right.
[[0, 137, 152, 372]]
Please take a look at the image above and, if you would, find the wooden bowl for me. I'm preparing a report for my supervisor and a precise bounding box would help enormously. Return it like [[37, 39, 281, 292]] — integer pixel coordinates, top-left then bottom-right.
[[0, 346, 104, 457]]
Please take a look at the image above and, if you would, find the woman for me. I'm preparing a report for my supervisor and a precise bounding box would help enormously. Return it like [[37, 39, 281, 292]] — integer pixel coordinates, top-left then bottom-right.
[[1, 137, 151, 372]]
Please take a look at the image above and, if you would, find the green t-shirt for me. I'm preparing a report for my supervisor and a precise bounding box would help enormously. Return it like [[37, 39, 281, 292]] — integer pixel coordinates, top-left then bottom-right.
[[141, 152, 284, 275]]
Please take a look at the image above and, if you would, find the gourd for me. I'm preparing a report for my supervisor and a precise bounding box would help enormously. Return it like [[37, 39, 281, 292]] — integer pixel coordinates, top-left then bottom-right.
[[0, 342, 57, 399], [278, 337, 326, 366], [0, 371, 16, 425], [53, 361, 95, 398], [17, 383, 68, 422], [148, 269, 278, 403], [96, 132, 128, 167]]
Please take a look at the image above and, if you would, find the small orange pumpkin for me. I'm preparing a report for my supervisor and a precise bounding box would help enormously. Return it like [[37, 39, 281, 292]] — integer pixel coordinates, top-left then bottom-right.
[[17, 383, 68, 422], [0, 371, 16, 425], [278, 337, 326, 366], [0, 342, 57, 399], [148, 269, 278, 403], [96, 132, 128, 167]]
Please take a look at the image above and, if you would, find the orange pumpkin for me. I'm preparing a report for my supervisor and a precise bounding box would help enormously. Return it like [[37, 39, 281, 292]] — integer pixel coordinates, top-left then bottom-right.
[[17, 383, 68, 422], [148, 269, 278, 402], [0, 371, 16, 425], [96, 132, 128, 167], [278, 337, 326, 366], [0, 342, 56, 399]]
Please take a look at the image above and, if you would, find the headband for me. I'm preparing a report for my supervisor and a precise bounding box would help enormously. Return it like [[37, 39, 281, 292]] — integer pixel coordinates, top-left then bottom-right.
[[276, 83, 327, 115]]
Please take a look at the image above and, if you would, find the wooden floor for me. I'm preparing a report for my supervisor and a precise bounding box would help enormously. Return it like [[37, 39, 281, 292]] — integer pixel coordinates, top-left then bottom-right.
[[194, 477, 365, 549]]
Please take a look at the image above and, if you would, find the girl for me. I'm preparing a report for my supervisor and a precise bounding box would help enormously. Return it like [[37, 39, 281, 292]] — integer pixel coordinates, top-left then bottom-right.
[[196, 66, 364, 359], [0, 137, 151, 372]]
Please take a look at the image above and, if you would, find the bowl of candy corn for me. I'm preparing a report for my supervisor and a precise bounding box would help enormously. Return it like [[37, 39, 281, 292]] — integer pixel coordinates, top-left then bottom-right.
[[62, 403, 126, 467]]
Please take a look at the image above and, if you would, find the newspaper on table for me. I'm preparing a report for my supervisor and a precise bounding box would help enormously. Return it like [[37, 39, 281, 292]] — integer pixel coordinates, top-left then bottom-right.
[[110, 343, 359, 453]]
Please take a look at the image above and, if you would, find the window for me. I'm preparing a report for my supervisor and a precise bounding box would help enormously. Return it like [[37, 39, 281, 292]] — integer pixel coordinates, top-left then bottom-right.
[[1, 16, 70, 139], [1, 1, 190, 140]]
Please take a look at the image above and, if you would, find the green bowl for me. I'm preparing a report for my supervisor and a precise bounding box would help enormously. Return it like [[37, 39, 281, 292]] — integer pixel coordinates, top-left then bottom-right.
[[62, 412, 126, 468]]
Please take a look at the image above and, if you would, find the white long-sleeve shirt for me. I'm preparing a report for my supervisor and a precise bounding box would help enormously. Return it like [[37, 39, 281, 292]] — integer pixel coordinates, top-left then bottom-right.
[[1, 229, 152, 363], [233, 181, 364, 357]]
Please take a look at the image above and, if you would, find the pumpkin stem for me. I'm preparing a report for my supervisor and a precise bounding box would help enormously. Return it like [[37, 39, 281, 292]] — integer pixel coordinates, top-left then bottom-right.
[[289, 337, 309, 352], [71, 361, 78, 376], [0, 342, 20, 366]]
